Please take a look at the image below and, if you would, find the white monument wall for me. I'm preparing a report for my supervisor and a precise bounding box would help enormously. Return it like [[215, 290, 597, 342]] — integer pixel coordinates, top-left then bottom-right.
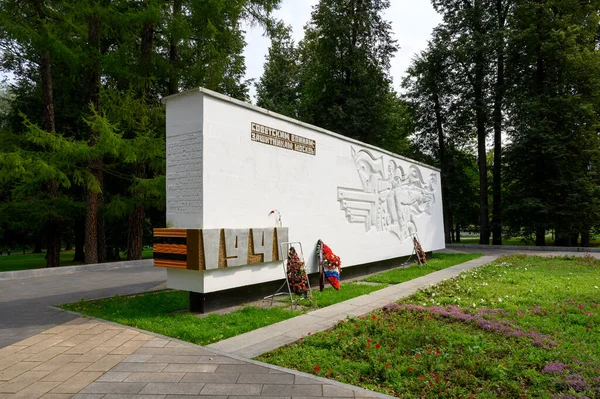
[[164, 88, 445, 293]]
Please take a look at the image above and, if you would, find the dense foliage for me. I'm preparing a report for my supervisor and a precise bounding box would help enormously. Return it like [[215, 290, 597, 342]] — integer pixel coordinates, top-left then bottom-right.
[[0, 0, 279, 265], [402, 0, 600, 245], [1, 0, 600, 265]]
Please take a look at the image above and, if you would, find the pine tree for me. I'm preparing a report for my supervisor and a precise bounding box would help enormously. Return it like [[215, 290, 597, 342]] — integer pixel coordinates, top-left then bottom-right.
[[297, 0, 400, 147], [256, 23, 299, 118], [504, 0, 600, 246]]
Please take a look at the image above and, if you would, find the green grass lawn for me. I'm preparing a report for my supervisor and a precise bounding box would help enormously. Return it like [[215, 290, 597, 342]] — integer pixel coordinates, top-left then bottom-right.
[[0, 248, 153, 272], [260, 254, 600, 398], [363, 252, 483, 284], [61, 290, 302, 345], [60, 253, 483, 347], [458, 235, 600, 247]]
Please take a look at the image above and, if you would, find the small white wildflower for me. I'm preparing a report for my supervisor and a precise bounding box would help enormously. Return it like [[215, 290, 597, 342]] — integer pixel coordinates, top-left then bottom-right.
[[432, 293, 436, 297], [524, 268, 527, 271], [480, 298, 485, 303], [498, 298, 503, 302], [529, 289, 533, 293], [473, 303, 477, 307], [595, 286, 599, 289]]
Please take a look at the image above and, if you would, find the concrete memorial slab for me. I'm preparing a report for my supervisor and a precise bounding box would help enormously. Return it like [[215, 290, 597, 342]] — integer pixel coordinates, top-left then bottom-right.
[[158, 87, 445, 311]]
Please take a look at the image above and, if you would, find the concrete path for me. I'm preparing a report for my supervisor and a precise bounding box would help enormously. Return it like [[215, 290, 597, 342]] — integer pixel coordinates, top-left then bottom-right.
[[207, 255, 498, 358], [0, 318, 386, 399], [0, 263, 165, 349]]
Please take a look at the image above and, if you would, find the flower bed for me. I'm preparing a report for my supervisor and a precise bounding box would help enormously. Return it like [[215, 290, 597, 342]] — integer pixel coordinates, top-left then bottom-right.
[[260, 255, 600, 398]]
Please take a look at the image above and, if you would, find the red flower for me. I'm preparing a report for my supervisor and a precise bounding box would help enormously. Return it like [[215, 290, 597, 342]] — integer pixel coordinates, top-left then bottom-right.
[[385, 363, 391, 368], [375, 343, 381, 349], [372, 315, 377, 320], [409, 367, 414, 371], [418, 376, 424, 380], [366, 345, 371, 349], [355, 324, 359, 328], [367, 339, 371, 343], [435, 350, 440, 355], [416, 353, 421, 357], [307, 332, 311, 335], [315, 364, 321, 372]]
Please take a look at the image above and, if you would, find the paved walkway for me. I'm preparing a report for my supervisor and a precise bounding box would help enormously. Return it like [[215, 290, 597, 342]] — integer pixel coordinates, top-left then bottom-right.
[[0, 263, 165, 348], [1, 248, 598, 398], [0, 318, 383, 399], [207, 255, 497, 358]]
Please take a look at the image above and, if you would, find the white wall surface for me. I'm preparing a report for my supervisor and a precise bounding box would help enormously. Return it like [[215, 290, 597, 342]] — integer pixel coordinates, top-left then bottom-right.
[[164, 88, 445, 293]]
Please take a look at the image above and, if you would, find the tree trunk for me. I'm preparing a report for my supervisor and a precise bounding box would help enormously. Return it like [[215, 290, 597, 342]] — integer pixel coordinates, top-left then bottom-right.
[[33, 238, 42, 254], [168, 0, 181, 95], [581, 230, 590, 247], [127, 206, 145, 260], [449, 210, 455, 243], [84, 10, 102, 264], [491, 0, 505, 246], [45, 182, 61, 268], [570, 233, 579, 248], [433, 93, 451, 244], [474, 0, 489, 245], [555, 228, 570, 247], [36, 8, 61, 268], [97, 159, 106, 263], [456, 222, 461, 243], [97, 208, 106, 263], [535, 226, 546, 246], [73, 217, 85, 262]]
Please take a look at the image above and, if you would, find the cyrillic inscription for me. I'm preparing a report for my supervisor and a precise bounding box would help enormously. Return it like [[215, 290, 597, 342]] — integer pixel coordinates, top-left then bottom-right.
[[251, 122, 316, 156]]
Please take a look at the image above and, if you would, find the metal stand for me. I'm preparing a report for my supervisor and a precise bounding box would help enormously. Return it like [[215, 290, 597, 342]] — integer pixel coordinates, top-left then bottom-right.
[[264, 241, 312, 309], [318, 242, 325, 292]]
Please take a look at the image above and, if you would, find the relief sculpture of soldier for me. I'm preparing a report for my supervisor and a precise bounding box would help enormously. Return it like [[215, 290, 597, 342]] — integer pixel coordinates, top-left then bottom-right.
[[338, 148, 437, 242]]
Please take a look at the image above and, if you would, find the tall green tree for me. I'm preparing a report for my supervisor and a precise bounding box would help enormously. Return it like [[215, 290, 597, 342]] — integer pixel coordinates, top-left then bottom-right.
[[490, 0, 512, 245], [504, 0, 600, 246], [403, 29, 479, 243], [0, 0, 281, 266], [432, 0, 495, 245], [297, 0, 402, 148], [256, 23, 299, 118]]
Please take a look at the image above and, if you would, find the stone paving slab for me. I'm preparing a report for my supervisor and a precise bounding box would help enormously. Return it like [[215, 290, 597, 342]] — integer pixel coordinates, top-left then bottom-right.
[[0, 319, 391, 399], [0, 264, 165, 349], [207, 255, 498, 358]]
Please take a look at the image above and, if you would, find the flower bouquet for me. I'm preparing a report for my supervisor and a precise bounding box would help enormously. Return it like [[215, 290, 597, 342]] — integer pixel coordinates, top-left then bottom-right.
[[317, 240, 342, 290], [286, 246, 310, 297], [413, 237, 427, 265]]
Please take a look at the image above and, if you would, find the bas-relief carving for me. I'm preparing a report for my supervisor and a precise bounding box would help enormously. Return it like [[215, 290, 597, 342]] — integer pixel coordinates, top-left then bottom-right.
[[166, 131, 203, 214], [338, 147, 438, 242]]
